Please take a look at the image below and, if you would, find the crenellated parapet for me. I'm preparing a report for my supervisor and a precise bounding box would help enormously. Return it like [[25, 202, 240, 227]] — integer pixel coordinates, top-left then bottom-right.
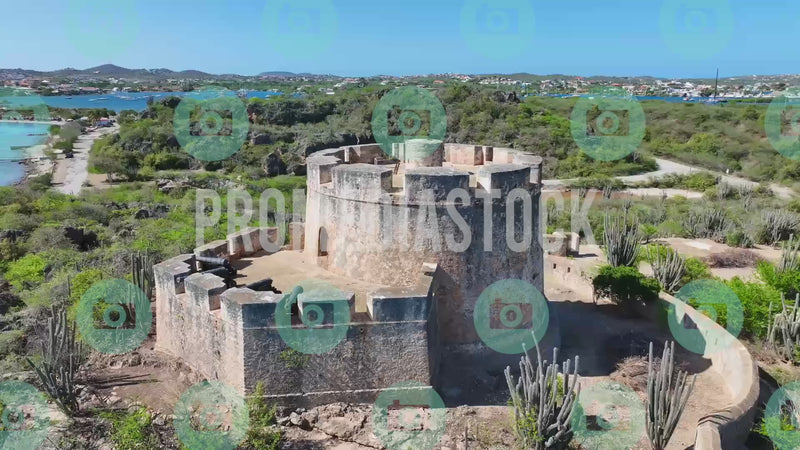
[[306, 142, 542, 207]]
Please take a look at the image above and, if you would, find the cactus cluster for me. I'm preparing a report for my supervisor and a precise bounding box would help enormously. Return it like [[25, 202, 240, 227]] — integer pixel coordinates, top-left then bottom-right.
[[768, 294, 800, 363], [646, 245, 686, 294], [505, 345, 580, 450], [132, 251, 155, 298], [760, 210, 800, 246], [26, 307, 84, 415], [738, 185, 754, 210], [779, 236, 800, 274], [682, 208, 730, 242], [646, 341, 695, 450], [602, 184, 615, 200], [716, 182, 733, 201], [604, 213, 640, 267]]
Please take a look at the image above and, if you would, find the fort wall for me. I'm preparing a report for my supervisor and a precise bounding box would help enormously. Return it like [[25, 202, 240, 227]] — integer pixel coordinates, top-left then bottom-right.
[[154, 252, 440, 406], [304, 142, 545, 345]]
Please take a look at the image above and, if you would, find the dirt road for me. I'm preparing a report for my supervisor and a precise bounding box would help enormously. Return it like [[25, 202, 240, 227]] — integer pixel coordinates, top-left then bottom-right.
[[545, 157, 795, 199], [52, 124, 118, 195]]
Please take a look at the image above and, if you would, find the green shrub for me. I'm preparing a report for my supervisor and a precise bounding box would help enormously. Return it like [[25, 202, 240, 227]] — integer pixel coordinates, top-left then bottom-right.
[[5, 254, 47, 291], [726, 230, 754, 248], [0, 239, 24, 272], [70, 269, 105, 305], [592, 265, 661, 306], [99, 407, 160, 450], [657, 220, 684, 238], [279, 349, 309, 369], [245, 382, 282, 450], [682, 257, 711, 286], [25, 226, 74, 252], [726, 277, 782, 338], [757, 261, 800, 298], [0, 330, 25, 358]]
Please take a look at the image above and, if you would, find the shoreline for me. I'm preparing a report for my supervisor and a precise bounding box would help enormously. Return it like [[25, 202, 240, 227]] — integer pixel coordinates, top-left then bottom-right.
[[0, 119, 62, 125], [12, 125, 119, 194]]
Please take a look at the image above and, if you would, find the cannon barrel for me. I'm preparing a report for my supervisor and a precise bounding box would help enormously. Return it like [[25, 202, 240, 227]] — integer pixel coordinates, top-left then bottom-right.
[[245, 278, 281, 294], [196, 256, 234, 271]]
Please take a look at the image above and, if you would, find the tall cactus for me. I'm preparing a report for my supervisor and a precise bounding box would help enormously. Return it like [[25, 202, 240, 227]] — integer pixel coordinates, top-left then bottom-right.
[[646, 245, 686, 294], [738, 185, 754, 210], [132, 251, 155, 299], [768, 294, 800, 363], [26, 306, 84, 415], [505, 344, 580, 449], [779, 236, 800, 274], [761, 210, 800, 245], [646, 341, 695, 450], [603, 213, 640, 267], [682, 208, 730, 242]]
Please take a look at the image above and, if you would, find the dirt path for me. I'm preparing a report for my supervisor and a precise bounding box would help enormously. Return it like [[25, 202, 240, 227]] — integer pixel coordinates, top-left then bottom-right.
[[544, 157, 795, 199], [546, 279, 733, 450], [52, 124, 118, 195]]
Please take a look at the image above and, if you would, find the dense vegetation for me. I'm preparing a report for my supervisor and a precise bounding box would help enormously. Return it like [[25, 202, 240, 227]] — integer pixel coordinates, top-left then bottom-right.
[[2, 84, 800, 448], [83, 83, 800, 187], [0, 174, 303, 373]]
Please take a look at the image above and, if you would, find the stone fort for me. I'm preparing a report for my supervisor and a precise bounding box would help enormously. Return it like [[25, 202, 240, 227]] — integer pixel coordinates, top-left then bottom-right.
[[153, 141, 553, 406]]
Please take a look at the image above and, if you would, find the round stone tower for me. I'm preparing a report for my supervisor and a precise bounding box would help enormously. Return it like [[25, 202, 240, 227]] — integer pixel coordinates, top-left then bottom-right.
[[304, 141, 546, 347]]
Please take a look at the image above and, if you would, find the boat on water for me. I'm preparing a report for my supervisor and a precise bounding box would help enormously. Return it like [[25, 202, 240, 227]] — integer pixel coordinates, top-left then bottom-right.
[[89, 97, 108, 102]]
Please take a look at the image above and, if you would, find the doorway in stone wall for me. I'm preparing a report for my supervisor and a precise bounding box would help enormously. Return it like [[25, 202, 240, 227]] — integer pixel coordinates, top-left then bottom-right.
[[318, 227, 329, 257]]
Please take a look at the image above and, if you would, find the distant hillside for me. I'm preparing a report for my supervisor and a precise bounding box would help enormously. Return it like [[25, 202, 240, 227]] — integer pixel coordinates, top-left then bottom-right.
[[1, 65, 799, 85]]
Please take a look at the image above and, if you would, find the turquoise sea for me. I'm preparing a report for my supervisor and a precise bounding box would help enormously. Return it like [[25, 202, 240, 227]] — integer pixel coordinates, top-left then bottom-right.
[[0, 122, 49, 185], [43, 90, 281, 112], [0, 91, 281, 186]]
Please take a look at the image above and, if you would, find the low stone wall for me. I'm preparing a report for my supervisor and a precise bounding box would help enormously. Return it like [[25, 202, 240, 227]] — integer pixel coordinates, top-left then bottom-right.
[[548, 257, 759, 450], [658, 293, 759, 450]]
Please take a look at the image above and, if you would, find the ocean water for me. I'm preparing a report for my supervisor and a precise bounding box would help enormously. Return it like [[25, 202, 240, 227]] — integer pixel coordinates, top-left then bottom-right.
[[43, 90, 281, 112], [0, 122, 49, 185]]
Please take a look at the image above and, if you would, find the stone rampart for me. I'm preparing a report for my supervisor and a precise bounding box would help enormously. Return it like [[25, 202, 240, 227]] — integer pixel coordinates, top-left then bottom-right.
[[154, 251, 440, 406]]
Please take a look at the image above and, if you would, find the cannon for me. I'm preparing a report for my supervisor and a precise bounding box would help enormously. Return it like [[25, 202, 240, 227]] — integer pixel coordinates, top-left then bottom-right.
[[245, 278, 282, 294], [196, 256, 237, 276]]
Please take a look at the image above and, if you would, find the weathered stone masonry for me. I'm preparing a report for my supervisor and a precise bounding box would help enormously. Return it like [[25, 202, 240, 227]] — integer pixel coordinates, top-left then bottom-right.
[[154, 141, 547, 406]]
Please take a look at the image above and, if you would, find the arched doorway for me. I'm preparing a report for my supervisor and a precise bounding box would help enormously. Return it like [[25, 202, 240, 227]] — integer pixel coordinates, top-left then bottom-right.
[[318, 227, 329, 257]]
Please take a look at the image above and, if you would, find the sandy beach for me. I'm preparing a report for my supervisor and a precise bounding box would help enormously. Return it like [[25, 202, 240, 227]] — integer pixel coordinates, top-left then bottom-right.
[[0, 119, 62, 125], [49, 124, 119, 195], [20, 122, 119, 194]]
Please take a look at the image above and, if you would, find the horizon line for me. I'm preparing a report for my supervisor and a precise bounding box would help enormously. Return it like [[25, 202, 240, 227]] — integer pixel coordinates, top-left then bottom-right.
[[2, 64, 798, 82]]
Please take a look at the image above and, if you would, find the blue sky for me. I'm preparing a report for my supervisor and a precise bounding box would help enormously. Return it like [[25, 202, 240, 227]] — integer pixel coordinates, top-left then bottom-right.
[[0, 0, 797, 78]]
